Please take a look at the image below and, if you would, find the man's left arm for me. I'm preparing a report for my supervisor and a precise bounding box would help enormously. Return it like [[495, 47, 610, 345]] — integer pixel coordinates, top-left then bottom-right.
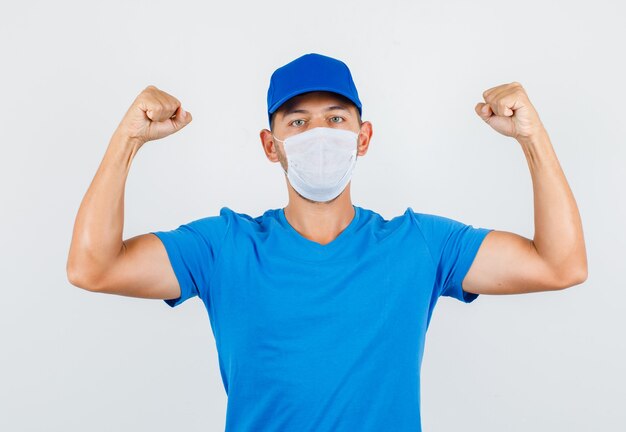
[[463, 82, 588, 295]]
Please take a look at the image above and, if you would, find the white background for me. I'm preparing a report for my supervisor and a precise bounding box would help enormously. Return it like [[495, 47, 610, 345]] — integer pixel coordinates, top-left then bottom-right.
[[1, 0, 624, 430]]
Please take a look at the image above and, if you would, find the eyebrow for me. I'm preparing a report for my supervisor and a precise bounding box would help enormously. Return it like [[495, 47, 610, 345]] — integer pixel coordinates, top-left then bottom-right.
[[281, 105, 351, 118]]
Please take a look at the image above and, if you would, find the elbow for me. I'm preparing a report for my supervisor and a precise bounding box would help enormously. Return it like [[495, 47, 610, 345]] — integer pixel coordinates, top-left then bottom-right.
[[554, 263, 588, 290], [66, 267, 93, 291], [66, 261, 102, 292], [576, 266, 589, 285]]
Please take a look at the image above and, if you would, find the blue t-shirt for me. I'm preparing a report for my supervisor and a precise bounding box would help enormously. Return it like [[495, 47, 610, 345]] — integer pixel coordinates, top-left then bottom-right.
[[150, 206, 493, 432]]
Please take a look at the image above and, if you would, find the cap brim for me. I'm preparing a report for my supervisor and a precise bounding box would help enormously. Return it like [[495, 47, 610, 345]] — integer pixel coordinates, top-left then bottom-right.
[[268, 86, 362, 116]]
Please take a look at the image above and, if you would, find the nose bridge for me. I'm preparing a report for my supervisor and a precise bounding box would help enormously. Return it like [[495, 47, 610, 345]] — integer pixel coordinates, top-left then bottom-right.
[[309, 111, 327, 129]]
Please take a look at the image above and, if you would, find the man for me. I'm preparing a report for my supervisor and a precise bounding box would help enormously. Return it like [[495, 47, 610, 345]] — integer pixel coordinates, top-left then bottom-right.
[[66, 53, 587, 431]]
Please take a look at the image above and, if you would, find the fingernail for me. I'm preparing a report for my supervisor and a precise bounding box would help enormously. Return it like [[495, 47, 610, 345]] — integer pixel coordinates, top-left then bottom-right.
[[181, 108, 186, 118]]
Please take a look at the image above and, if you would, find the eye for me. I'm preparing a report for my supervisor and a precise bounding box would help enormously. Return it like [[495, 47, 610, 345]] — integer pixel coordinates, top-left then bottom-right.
[[329, 116, 344, 123], [290, 119, 305, 127]]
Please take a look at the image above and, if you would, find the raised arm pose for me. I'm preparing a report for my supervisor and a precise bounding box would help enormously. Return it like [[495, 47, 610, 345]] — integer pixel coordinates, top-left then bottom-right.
[[66, 85, 193, 298], [67, 53, 587, 432], [465, 82, 587, 294]]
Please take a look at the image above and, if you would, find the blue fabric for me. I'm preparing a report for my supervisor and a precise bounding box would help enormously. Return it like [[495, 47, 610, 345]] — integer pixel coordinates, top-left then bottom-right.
[[150, 206, 493, 432], [267, 53, 363, 125]]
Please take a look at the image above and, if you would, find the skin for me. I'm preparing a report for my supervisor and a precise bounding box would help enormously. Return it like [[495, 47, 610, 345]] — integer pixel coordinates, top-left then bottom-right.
[[66, 82, 587, 302]]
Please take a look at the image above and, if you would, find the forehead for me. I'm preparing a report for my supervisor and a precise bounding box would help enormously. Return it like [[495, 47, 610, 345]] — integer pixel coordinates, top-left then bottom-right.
[[277, 91, 354, 115]]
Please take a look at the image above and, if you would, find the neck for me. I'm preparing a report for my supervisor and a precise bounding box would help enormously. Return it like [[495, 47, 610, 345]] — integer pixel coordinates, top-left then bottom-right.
[[283, 182, 355, 246]]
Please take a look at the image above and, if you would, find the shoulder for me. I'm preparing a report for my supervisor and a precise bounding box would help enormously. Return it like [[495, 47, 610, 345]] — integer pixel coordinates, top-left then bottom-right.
[[405, 207, 468, 233], [170, 206, 261, 238], [372, 207, 480, 251], [354, 206, 420, 241], [358, 206, 458, 234], [213, 206, 282, 235]]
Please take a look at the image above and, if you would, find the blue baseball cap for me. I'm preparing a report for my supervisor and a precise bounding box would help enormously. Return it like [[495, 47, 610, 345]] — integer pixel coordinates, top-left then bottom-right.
[[266, 53, 362, 126]]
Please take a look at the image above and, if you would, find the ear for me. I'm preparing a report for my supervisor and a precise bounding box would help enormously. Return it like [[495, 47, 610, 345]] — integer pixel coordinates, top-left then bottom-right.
[[260, 128, 280, 163], [356, 121, 373, 157]]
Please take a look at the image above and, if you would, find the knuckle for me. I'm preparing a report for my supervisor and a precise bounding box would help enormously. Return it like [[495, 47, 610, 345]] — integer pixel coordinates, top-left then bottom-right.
[[166, 94, 180, 106]]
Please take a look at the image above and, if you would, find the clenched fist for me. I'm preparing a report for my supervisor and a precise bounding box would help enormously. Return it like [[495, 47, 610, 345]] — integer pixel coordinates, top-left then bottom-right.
[[475, 82, 545, 141], [115, 85, 192, 147]]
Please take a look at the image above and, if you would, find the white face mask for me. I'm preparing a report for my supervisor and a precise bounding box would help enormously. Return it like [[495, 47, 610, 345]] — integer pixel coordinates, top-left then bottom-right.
[[273, 127, 359, 202]]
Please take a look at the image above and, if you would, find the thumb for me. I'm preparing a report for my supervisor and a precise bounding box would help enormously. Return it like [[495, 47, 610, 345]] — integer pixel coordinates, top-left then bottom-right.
[[171, 105, 193, 129], [475, 102, 492, 122], [149, 106, 193, 140], [474, 102, 516, 137]]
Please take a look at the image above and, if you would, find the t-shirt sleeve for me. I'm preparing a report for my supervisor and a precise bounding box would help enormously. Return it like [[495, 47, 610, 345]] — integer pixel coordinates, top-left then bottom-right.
[[149, 210, 230, 308], [409, 208, 494, 303]]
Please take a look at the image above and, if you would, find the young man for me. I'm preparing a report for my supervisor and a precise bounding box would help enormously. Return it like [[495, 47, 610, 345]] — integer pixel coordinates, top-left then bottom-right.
[[67, 53, 587, 431]]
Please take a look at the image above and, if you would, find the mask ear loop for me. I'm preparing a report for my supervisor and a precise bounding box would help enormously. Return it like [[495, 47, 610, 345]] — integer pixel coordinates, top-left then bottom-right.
[[271, 135, 289, 176]]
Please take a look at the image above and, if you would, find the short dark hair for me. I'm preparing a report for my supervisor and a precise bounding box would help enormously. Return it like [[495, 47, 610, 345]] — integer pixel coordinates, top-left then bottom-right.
[[270, 92, 362, 132]]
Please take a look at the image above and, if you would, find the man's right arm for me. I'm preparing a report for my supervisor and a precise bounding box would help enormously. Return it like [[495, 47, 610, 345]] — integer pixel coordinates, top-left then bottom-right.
[[66, 85, 193, 300]]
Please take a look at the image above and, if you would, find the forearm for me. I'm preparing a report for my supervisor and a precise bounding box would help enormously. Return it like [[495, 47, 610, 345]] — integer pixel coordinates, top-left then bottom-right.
[[67, 131, 141, 287], [518, 130, 588, 283]]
